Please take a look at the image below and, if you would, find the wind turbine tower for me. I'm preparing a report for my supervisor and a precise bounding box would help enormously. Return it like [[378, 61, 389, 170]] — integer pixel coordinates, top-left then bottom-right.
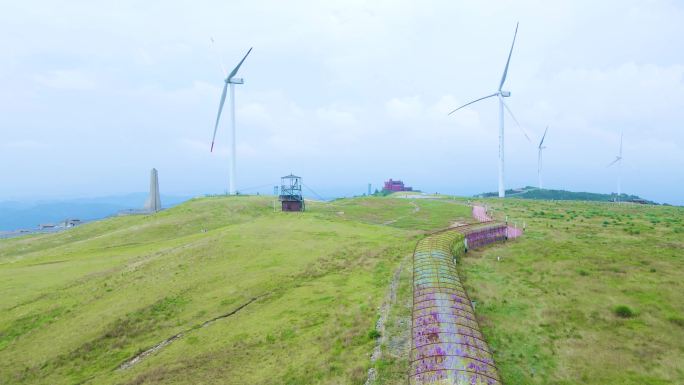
[[448, 23, 529, 198], [210, 43, 253, 195], [607, 131, 624, 202], [537, 126, 549, 189]]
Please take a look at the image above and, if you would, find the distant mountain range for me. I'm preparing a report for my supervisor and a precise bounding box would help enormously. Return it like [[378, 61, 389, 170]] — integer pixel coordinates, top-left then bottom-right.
[[0, 193, 191, 231], [475, 186, 658, 204]]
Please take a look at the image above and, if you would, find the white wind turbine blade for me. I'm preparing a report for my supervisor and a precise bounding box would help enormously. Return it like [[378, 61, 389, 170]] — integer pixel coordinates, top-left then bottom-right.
[[607, 156, 621, 167], [499, 22, 519, 91], [210, 37, 227, 78], [447, 93, 499, 115], [501, 99, 531, 142], [228, 47, 253, 80], [211, 81, 229, 152], [539, 125, 549, 148]]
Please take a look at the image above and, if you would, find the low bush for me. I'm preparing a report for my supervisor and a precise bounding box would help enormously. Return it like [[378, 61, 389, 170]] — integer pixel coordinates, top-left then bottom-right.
[[668, 316, 684, 328], [614, 305, 635, 318], [367, 329, 381, 339]]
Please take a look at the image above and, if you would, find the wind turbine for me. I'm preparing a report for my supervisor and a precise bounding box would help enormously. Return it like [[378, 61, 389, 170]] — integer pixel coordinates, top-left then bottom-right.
[[448, 22, 529, 198], [537, 125, 549, 189], [607, 131, 624, 202], [210, 41, 253, 195]]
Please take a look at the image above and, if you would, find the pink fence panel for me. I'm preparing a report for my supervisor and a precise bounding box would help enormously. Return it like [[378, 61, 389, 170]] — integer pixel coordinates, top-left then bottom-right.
[[506, 226, 523, 239]]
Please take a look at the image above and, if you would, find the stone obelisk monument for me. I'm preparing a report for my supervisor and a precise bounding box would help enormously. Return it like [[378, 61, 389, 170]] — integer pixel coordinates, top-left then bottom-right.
[[144, 168, 162, 213]]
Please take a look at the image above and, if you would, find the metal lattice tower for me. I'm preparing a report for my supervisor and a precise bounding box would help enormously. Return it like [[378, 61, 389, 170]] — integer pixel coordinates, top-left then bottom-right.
[[279, 174, 304, 212]]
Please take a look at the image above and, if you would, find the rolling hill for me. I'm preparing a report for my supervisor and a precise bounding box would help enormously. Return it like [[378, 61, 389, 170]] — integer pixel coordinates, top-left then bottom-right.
[[475, 186, 658, 204], [0, 195, 682, 384], [0, 194, 192, 231]]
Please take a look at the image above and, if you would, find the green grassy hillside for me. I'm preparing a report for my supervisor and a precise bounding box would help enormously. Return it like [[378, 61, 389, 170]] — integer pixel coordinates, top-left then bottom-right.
[[461, 199, 684, 384], [1, 195, 683, 384], [0, 196, 471, 385]]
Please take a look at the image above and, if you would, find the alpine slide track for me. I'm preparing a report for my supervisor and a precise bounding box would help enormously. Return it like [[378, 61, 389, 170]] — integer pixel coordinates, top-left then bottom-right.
[[410, 205, 522, 385]]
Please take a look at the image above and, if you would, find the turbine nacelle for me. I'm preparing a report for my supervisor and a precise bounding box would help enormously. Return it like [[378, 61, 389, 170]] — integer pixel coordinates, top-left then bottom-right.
[[500, 90, 511, 97], [228, 77, 244, 84]]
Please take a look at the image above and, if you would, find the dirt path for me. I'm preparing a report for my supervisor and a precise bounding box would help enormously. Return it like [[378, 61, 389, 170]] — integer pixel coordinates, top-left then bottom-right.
[[382, 201, 420, 225], [117, 294, 266, 370], [410, 201, 420, 213], [472, 205, 493, 222], [364, 255, 408, 385]]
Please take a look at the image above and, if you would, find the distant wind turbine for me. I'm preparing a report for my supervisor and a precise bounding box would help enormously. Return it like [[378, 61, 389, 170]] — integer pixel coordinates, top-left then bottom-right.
[[607, 131, 624, 202], [210, 40, 253, 195], [537, 126, 549, 189], [448, 22, 529, 198]]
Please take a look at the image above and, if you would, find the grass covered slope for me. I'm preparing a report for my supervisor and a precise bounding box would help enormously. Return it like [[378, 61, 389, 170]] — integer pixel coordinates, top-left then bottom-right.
[[0, 196, 472, 385], [4, 194, 681, 384], [460, 199, 684, 384]]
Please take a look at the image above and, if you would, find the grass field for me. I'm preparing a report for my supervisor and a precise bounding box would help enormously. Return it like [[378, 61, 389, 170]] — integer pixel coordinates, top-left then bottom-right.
[[460, 199, 684, 384], [0, 196, 471, 385], [1, 195, 682, 384]]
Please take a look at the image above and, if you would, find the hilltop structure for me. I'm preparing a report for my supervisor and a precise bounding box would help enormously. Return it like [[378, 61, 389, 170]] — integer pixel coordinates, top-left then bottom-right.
[[279, 174, 304, 212], [144, 168, 162, 213], [383, 178, 412, 192]]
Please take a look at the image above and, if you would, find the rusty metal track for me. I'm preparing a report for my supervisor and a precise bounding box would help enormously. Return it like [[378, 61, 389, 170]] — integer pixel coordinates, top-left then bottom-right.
[[409, 230, 502, 385]]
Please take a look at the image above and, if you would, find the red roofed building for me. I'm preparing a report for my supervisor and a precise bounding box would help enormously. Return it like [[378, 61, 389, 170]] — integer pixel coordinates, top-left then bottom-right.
[[383, 179, 413, 192]]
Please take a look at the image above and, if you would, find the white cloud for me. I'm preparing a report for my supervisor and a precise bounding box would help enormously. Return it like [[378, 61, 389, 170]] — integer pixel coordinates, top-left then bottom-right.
[[315, 106, 357, 127], [34, 70, 96, 90], [385, 96, 424, 119], [428, 95, 481, 128], [553, 62, 684, 122], [1, 0, 684, 203], [239, 102, 272, 126]]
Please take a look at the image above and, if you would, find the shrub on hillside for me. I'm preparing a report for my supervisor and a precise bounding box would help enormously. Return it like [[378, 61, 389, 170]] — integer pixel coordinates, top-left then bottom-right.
[[669, 316, 684, 328], [614, 305, 635, 318], [367, 329, 381, 339]]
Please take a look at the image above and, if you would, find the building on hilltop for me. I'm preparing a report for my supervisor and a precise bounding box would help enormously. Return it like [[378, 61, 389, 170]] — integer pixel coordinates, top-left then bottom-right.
[[279, 174, 305, 212], [383, 178, 413, 192]]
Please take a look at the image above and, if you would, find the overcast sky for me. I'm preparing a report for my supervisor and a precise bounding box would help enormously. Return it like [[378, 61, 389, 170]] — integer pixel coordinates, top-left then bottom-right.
[[1, 0, 683, 204]]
